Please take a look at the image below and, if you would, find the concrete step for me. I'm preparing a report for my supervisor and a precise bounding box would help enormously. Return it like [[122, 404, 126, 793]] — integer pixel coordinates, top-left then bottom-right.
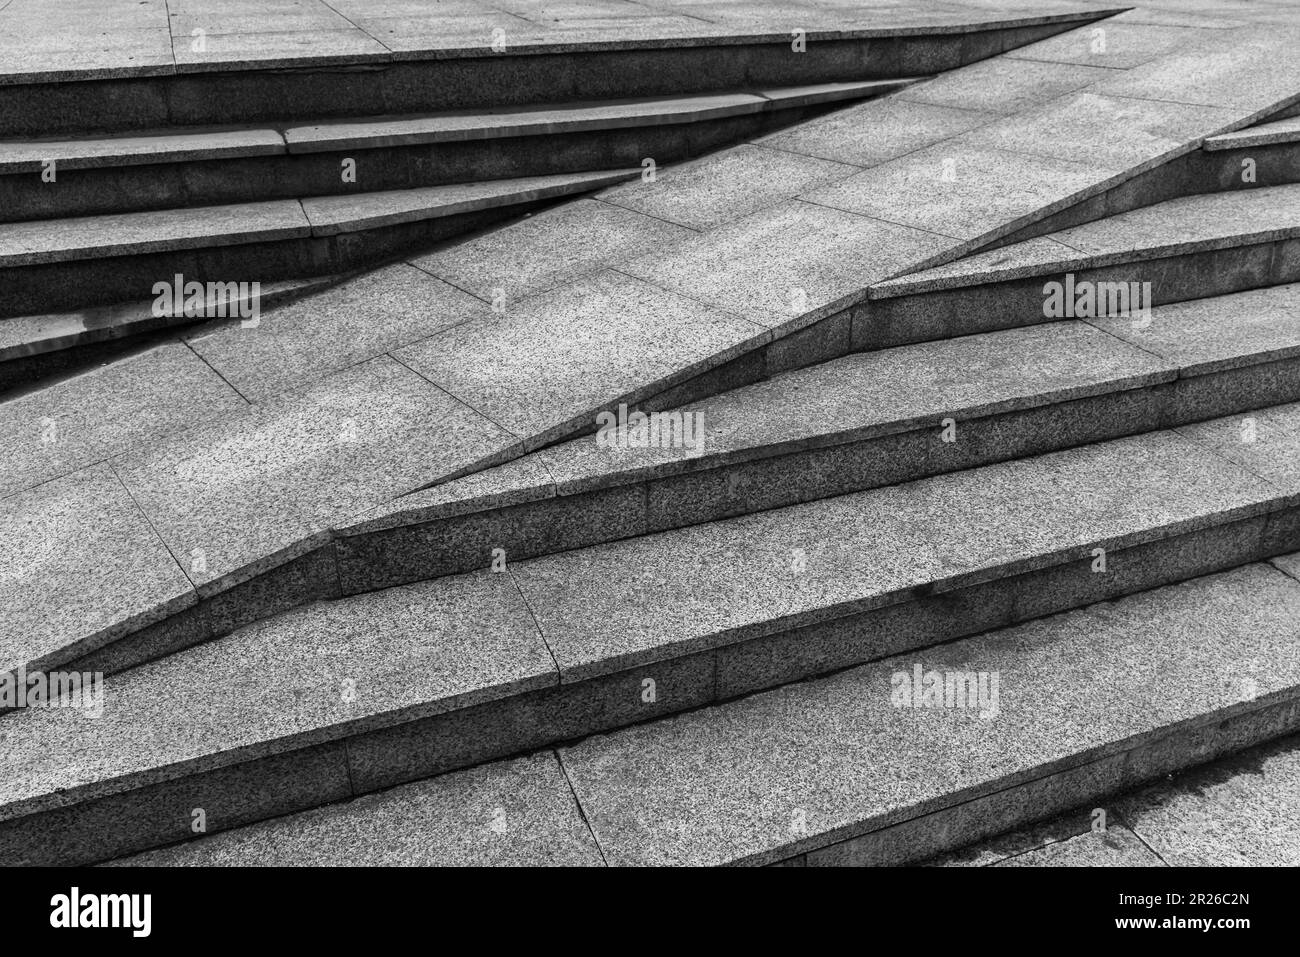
[[0, 169, 637, 317], [860, 183, 1300, 352], [1204, 113, 1300, 152], [340, 283, 1300, 592], [10, 283, 1300, 684], [0, 275, 341, 395], [102, 556, 1300, 866], [929, 730, 1300, 866], [0, 14, 1102, 137], [0, 81, 914, 223], [4, 408, 1300, 865]]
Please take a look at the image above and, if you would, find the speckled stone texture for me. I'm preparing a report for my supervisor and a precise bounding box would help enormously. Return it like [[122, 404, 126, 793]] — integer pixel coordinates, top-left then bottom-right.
[[0, 127, 285, 174], [1178, 400, 1300, 493], [0, 463, 194, 675], [558, 563, 1300, 865], [512, 429, 1281, 681], [899, 56, 1113, 114], [872, 183, 1300, 296], [1091, 283, 1300, 376], [757, 98, 999, 168], [598, 144, 857, 231], [993, 825, 1164, 866], [300, 169, 636, 235], [1005, 20, 1194, 69], [113, 355, 516, 594], [0, 200, 309, 266], [1115, 733, 1300, 866], [186, 263, 488, 401], [0, 569, 553, 823], [620, 199, 952, 329], [531, 319, 1174, 493], [394, 269, 765, 444], [285, 92, 768, 151], [409, 198, 693, 304], [0, 343, 246, 498], [962, 92, 1238, 173], [804, 141, 1115, 245], [108, 752, 603, 866]]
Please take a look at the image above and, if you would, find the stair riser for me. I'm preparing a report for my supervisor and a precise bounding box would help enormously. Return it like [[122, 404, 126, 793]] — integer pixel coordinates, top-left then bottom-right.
[[0, 106, 824, 224], [40, 351, 1300, 685], [986, 143, 1300, 252], [860, 239, 1299, 351], [338, 356, 1300, 593], [0, 202, 528, 317], [779, 694, 1300, 866], [4, 509, 1294, 867], [0, 277, 342, 395], [0, 23, 1067, 138]]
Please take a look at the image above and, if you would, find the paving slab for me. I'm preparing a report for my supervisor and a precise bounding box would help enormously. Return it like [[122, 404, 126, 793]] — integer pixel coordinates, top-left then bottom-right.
[[0, 28, 175, 83], [992, 824, 1164, 866], [0, 127, 284, 174], [187, 263, 486, 401], [804, 141, 1115, 245], [757, 78, 918, 110], [171, 28, 391, 72], [1115, 733, 1300, 866], [962, 91, 1242, 173], [533, 319, 1174, 492], [875, 183, 1300, 297], [409, 198, 693, 305], [113, 356, 516, 594], [620, 199, 952, 329], [0, 200, 309, 267], [598, 144, 858, 231], [1005, 19, 1195, 68], [1274, 551, 1300, 581], [1204, 113, 1300, 151], [342, 453, 556, 534], [757, 97, 1000, 169], [1090, 283, 1300, 377], [513, 430, 1281, 682], [900, 55, 1116, 114], [300, 169, 637, 236], [284, 92, 769, 151], [1178, 400, 1300, 493], [0, 342, 247, 498], [870, 235, 1087, 296], [108, 752, 602, 866], [558, 562, 1300, 865], [1091, 25, 1300, 116], [1053, 183, 1300, 255], [394, 269, 765, 443], [0, 463, 194, 674], [0, 570, 554, 820]]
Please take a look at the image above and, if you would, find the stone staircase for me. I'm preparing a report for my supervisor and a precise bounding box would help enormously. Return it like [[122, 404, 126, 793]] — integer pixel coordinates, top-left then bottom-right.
[[3, 0, 1300, 867]]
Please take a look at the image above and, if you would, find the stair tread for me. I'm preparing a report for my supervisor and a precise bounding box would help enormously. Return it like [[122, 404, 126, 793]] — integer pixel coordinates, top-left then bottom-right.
[[0, 200, 309, 267], [284, 93, 772, 153], [873, 182, 1300, 297], [0, 127, 285, 174], [110, 752, 604, 868], [2, 414, 1296, 821], [0, 275, 335, 362], [353, 283, 1300, 532], [933, 730, 1300, 866], [556, 560, 1300, 866], [0, 169, 637, 264], [0, 80, 915, 174], [105, 558, 1300, 866], [1203, 112, 1300, 151], [300, 169, 639, 235]]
